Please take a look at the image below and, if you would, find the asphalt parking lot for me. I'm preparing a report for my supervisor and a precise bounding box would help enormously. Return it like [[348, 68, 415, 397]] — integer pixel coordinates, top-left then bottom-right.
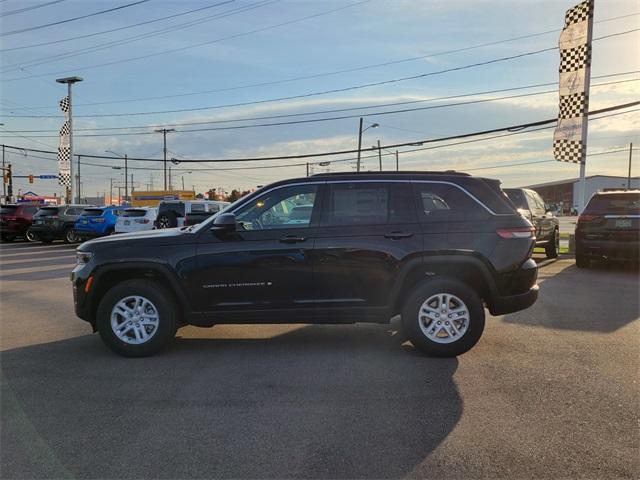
[[1, 241, 638, 479]]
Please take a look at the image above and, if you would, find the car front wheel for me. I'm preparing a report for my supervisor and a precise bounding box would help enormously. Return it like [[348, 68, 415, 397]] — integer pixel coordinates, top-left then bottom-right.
[[97, 279, 178, 357], [545, 228, 559, 259], [402, 279, 485, 357]]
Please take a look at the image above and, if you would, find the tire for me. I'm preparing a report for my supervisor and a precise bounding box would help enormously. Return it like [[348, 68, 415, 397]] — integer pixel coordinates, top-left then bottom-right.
[[1, 234, 16, 242], [545, 228, 559, 259], [97, 279, 179, 357], [63, 227, 78, 244], [25, 228, 38, 242], [156, 212, 177, 229], [401, 278, 485, 357], [575, 254, 589, 269]]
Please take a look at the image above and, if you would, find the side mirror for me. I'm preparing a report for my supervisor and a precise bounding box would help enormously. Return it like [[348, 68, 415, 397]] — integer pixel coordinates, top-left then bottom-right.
[[210, 213, 236, 234]]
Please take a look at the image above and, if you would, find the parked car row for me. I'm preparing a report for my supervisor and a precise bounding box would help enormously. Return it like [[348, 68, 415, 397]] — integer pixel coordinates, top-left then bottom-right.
[[0, 200, 229, 244]]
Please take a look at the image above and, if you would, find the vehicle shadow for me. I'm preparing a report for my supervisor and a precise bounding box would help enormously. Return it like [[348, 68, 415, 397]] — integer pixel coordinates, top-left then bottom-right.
[[503, 261, 639, 333], [1, 322, 461, 479]]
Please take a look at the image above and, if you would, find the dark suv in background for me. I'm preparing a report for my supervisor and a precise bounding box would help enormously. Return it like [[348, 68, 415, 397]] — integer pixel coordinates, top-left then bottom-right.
[[575, 190, 640, 268], [72, 172, 539, 358], [31, 205, 87, 243], [0, 203, 40, 242], [504, 188, 560, 258]]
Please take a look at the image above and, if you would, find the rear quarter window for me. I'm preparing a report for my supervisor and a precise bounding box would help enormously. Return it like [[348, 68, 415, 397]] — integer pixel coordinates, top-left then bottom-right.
[[413, 183, 491, 221]]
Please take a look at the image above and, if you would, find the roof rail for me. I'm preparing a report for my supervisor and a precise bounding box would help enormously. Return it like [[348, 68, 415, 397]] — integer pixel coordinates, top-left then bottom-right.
[[311, 170, 470, 177]]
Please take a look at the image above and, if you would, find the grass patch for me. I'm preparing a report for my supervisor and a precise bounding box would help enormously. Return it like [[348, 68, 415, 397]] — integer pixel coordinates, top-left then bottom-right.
[[534, 247, 569, 254]]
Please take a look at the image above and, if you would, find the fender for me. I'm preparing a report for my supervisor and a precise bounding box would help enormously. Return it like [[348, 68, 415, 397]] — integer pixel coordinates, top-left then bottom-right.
[[388, 252, 499, 310], [88, 260, 192, 319]]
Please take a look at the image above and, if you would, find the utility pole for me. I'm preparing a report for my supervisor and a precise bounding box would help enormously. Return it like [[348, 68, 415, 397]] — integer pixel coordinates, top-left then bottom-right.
[[181, 176, 185, 190], [377, 140, 382, 171], [76, 155, 81, 203], [169, 167, 172, 191], [124, 154, 128, 203], [2, 144, 5, 201], [56, 76, 82, 205], [155, 128, 175, 190], [109, 178, 113, 205], [306, 162, 309, 177], [628, 142, 633, 189], [356, 118, 363, 173], [395, 150, 399, 171], [7, 164, 12, 203]]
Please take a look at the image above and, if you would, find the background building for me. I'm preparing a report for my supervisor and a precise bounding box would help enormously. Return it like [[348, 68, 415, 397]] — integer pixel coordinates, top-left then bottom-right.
[[526, 175, 639, 213]]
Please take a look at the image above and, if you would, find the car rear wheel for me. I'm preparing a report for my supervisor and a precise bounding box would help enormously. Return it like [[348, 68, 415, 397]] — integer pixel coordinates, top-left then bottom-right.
[[156, 212, 177, 229], [63, 227, 79, 244], [401, 278, 485, 357], [25, 228, 38, 242], [545, 228, 559, 259], [97, 279, 178, 357]]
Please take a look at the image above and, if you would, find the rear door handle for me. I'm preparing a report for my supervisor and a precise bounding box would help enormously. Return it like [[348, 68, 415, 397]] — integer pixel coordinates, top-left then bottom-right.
[[384, 231, 414, 239], [279, 235, 307, 243]]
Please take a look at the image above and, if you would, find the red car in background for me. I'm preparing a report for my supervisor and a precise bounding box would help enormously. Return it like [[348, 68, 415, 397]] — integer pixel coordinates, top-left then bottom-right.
[[0, 203, 40, 242]]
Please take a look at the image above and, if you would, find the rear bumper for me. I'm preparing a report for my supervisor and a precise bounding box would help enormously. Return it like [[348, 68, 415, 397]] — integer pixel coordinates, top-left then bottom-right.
[[489, 284, 539, 316], [0, 224, 28, 235], [29, 224, 65, 238], [577, 238, 639, 260], [489, 258, 539, 315], [74, 228, 107, 238]]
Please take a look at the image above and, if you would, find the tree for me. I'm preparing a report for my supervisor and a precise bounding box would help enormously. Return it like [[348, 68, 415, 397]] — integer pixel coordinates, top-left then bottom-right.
[[226, 189, 242, 202]]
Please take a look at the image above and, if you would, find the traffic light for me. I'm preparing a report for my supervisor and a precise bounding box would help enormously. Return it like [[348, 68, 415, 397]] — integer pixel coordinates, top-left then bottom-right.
[[28, 174, 34, 184]]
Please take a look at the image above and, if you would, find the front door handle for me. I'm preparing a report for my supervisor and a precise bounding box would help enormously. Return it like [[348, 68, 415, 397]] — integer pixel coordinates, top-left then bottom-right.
[[279, 235, 307, 243], [384, 231, 414, 239]]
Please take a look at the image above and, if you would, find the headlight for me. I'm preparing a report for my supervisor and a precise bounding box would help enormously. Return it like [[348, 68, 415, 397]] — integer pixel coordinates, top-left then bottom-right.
[[76, 251, 93, 265]]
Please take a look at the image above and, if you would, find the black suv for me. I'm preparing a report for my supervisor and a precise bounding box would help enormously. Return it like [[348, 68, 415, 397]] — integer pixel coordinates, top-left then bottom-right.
[[30, 205, 86, 243], [575, 190, 640, 267], [71, 172, 539, 357], [504, 188, 560, 258]]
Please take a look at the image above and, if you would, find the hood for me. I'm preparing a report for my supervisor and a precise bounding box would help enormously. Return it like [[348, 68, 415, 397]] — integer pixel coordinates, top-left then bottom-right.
[[79, 227, 193, 250]]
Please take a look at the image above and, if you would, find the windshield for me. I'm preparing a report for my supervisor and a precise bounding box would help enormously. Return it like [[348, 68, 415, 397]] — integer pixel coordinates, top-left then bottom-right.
[[122, 209, 148, 217], [0, 206, 18, 215], [34, 207, 60, 217], [586, 193, 640, 214], [81, 209, 104, 217]]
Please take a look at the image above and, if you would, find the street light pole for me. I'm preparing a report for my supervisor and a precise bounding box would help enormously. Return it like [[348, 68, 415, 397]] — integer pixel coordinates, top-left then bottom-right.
[[395, 150, 399, 171], [377, 140, 382, 171], [76, 155, 81, 203], [357, 118, 363, 173], [155, 128, 175, 190], [628, 142, 633, 189], [56, 76, 82, 204]]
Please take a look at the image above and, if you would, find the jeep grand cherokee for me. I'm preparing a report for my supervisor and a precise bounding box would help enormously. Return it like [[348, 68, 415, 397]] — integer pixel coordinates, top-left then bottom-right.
[[71, 172, 539, 357]]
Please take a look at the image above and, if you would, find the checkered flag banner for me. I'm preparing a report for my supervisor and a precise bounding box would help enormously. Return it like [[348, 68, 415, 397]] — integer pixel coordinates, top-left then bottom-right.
[[553, 0, 593, 164], [58, 95, 71, 187], [58, 146, 71, 187]]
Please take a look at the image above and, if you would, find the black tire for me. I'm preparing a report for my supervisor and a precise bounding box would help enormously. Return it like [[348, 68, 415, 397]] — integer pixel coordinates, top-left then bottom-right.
[[97, 279, 179, 357], [156, 212, 177, 229], [1, 234, 16, 242], [545, 228, 559, 259], [401, 278, 485, 357], [25, 228, 38, 242], [575, 254, 589, 269], [63, 227, 78, 244]]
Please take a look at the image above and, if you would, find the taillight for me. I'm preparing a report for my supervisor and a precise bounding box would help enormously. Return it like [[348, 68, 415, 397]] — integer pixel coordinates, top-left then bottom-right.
[[4, 216, 17, 221], [578, 214, 599, 223], [496, 227, 535, 239]]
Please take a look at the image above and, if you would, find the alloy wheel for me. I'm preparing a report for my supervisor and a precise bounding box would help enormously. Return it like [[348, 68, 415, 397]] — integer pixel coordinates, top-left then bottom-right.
[[110, 295, 160, 345], [418, 293, 470, 344]]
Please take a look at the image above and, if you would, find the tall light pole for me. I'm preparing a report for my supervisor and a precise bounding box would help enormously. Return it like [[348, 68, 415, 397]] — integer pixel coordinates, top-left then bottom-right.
[[174, 171, 193, 190], [56, 76, 82, 204], [155, 128, 175, 190], [374, 144, 400, 172], [356, 118, 378, 172], [106, 150, 128, 203]]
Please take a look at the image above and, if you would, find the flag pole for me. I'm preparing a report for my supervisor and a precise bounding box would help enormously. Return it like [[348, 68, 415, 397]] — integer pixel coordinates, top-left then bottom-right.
[[577, 1, 594, 213]]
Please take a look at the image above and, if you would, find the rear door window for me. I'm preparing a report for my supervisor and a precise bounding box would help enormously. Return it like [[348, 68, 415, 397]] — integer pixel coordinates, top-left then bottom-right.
[[412, 183, 490, 221], [322, 183, 388, 226]]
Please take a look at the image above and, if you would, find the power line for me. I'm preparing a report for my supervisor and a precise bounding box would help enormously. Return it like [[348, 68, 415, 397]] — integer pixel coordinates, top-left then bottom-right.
[[3, 27, 636, 118], [2, 0, 371, 81], [0, 0, 152, 37], [2, 0, 279, 72], [0, 0, 66, 17], [0, 0, 242, 52], [3, 101, 638, 164], [2, 78, 637, 138], [7, 71, 637, 133]]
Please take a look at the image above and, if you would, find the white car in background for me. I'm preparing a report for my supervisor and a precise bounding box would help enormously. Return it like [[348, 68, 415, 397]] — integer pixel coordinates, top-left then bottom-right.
[[115, 207, 157, 234]]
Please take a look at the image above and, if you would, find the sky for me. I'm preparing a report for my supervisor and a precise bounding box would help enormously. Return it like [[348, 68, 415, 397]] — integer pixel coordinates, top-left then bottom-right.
[[1, 0, 638, 198]]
